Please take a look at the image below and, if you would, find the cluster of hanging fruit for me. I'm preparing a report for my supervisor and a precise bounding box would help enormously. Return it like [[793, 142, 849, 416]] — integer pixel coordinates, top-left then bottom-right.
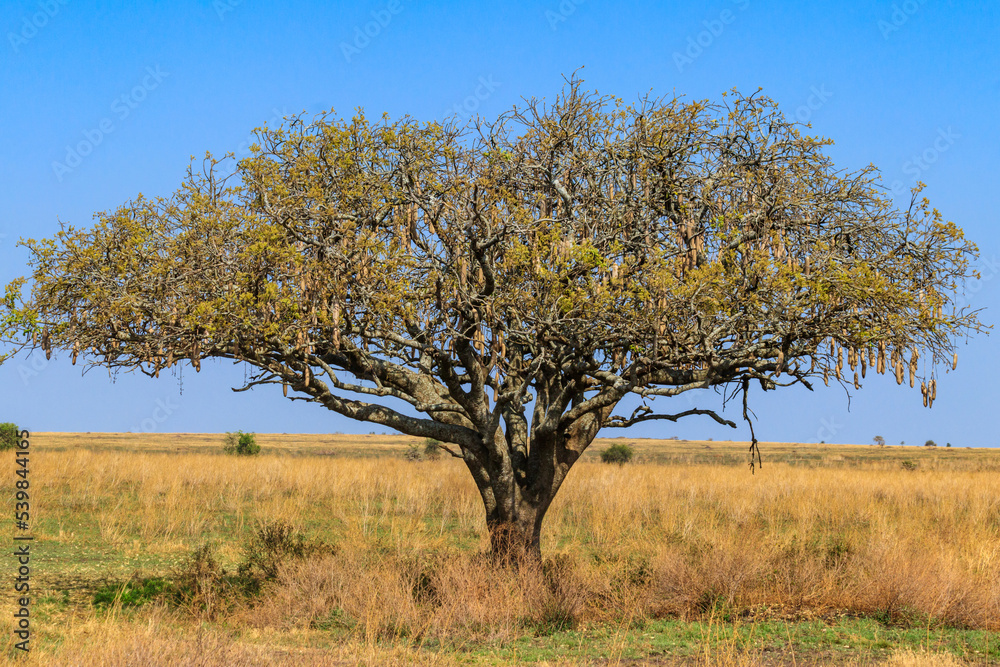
[[818, 338, 954, 408]]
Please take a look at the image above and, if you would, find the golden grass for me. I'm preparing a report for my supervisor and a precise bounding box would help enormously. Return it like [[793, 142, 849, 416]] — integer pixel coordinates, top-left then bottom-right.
[[0, 608, 469, 666], [31, 431, 1000, 469], [4, 434, 1000, 664]]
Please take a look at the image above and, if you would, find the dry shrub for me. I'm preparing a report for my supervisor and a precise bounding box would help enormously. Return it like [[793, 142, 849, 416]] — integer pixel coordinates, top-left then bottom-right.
[[241, 547, 594, 642], [418, 554, 538, 637], [240, 546, 422, 638], [646, 532, 826, 619], [836, 534, 1000, 628], [237, 520, 333, 594], [642, 522, 1000, 627], [165, 542, 230, 620], [650, 544, 743, 618]]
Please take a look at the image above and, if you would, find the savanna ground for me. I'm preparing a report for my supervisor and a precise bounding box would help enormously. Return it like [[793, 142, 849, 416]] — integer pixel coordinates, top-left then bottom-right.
[[3, 432, 1000, 665]]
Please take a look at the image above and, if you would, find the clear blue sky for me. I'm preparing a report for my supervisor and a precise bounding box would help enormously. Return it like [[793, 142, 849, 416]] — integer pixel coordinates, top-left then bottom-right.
[[1, 0, 997, 446]]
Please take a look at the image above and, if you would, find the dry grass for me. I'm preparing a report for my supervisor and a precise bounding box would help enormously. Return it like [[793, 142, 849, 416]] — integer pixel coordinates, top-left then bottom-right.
[[0, 608, 467, 666], [31, 431, 1000, 469], [4, 434, 1000, 664], [0, 610, 976, 666]]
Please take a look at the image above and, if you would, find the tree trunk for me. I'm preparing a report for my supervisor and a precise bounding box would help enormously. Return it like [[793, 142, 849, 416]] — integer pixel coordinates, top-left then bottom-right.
[[471, 425, 595, 565], [486, 500, 544, 565]]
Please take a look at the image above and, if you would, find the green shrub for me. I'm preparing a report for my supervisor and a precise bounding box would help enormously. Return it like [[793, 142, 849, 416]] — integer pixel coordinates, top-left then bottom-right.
[[169, 543, 230, 615], [237, 520, 331, 594], [601, 443, 634, 464], [93, 577, 171, 609], [924, 439, 937, 447], [223, 431, 260, 456], [0, 423, 20, 451]]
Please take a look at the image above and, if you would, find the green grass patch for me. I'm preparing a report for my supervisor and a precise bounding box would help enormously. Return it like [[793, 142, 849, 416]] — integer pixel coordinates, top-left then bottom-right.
[[93, 577, 172, 609], [468, 616, 1000, 664]]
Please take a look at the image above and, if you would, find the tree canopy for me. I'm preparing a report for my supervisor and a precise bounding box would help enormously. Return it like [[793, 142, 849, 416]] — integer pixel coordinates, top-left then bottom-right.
[[1, 79, 984, 560]]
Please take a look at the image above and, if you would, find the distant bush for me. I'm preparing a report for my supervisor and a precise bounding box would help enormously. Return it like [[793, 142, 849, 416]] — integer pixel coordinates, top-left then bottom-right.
[[601, 443, 634, 465], [423, 438, 442, 460], [403, 439, 446, 462], [873, 435, 885, 447], [223, 431, 260, 456], [924, 440, 937, 447], [901, 460, 917, 471], [0, 423, 19, 451]]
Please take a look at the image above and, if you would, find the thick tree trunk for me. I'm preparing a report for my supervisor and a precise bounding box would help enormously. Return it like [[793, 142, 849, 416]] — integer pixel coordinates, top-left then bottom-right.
[[471, 417, 601, 565], [486, 500, 544, 564]]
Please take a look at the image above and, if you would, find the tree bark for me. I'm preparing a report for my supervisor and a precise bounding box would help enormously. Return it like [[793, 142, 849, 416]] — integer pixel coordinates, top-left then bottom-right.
[[476, 435, 580, 564], [486, 499, 544, 564], [469, 404, 607, 565]]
